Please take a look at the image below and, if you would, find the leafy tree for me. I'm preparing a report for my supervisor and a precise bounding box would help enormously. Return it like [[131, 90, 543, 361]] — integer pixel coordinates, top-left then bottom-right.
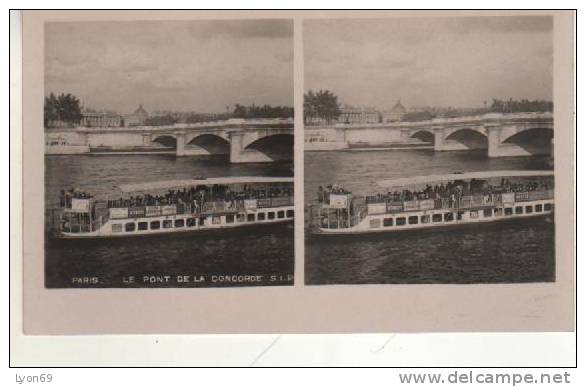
[[44, 92, 82, 128], [44, 93, 58, 127], [304, 89, 341, 125]]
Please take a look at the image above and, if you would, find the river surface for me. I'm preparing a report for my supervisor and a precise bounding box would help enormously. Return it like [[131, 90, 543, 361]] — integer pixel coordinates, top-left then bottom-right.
[[304, 149, 555, 285], [45, 154, 294, 288]]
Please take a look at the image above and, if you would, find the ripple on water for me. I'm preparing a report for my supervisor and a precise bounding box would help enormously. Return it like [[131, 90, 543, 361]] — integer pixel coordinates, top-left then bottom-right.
[[305, 150, 555, 284], [45, 155, 294, 288]]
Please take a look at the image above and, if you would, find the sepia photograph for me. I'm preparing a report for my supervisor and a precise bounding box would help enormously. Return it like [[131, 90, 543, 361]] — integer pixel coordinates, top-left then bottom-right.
[[17, 10, 574, 338], [304, 16, 556, 285], [43, 19, 295, 288]]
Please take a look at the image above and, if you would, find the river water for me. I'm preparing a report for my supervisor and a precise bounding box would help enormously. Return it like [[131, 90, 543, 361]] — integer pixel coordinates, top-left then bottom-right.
[[304, 149, 555, 285], [45, 154, 294, 288]]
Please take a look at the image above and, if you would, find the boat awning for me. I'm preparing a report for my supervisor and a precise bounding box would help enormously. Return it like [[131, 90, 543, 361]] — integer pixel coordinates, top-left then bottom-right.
[[118, 176, 294, 193], [377, 170, 554, 189]]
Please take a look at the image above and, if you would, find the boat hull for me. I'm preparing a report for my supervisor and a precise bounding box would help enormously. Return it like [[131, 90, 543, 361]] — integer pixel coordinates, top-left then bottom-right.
[[56, 206, 294, 239], [313, 200, 553, 235]]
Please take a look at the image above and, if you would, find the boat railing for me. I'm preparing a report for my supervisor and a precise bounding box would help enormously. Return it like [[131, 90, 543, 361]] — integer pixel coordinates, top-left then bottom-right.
[[59, 210, 92, 233], [309, 199, 367, 230]]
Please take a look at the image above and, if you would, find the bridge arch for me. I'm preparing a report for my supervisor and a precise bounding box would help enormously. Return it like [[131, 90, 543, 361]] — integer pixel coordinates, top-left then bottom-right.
[[410, 129, 435, 144], [500, 127, 553, 156], [244, 133, 293, 161], [151, 134, 177, 149], [444, 126, 487, 139], [186, 133, 230, 155], [444, 128, 488, 150], [185, 132, 229, 144]]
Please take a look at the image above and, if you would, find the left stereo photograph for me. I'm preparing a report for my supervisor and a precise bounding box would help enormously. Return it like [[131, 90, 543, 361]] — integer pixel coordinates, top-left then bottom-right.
[[43, 19, 295, 288]]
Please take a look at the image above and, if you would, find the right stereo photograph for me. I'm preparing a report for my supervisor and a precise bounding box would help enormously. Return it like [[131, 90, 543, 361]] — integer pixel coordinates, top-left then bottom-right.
[[304, 16, 556, 285]]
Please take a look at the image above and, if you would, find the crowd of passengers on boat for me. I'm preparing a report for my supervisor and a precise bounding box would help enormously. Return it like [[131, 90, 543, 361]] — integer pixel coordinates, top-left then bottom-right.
[[317, 178, 552, 206], [59, 184, 293, 211]]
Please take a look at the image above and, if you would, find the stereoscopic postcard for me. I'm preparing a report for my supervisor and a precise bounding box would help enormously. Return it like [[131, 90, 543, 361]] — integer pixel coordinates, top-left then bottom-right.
[[17, 10, 574, 334]]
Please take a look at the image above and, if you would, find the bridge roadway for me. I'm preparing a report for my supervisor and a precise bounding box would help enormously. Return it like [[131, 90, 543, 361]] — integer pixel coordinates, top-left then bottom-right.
[[305, 112, 554, 157], [45, 118, 294, 163]]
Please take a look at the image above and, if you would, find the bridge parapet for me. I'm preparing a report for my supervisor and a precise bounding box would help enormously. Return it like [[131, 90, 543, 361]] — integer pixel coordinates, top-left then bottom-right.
[[72, 117, 293, 134], [325, 112, 553, 131]]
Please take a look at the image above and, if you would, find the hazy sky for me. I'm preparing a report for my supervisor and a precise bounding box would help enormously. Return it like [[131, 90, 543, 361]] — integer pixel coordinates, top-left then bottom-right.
[[45, 20, 293, 114], [304, 16, 553, 110]]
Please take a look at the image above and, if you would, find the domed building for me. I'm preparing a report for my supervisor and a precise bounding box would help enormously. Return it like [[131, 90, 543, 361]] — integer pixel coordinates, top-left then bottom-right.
[[383, 99, 407, 122], [124, 104, 149, 127]]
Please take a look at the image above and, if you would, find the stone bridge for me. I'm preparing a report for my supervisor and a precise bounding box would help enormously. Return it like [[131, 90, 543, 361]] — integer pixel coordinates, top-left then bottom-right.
[[48, 118, 294, 163], [313, 112, 554, 157]]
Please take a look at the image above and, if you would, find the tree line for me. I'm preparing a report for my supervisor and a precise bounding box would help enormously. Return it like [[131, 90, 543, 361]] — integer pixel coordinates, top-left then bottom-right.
[[183, 104, 293, 123], [231, 104, 293, 119], [303, 90, 554, 125], [44, 92, 294, 128], [44, 90, 552, 129], [184, 112, 232, 124], [144, 114, 177, 126], [488, 98, 553, 113]]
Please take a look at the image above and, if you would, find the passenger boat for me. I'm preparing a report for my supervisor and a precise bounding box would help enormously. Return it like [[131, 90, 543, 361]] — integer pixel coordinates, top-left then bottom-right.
[[51, 177, 294, 239], [309, 170, 554, 235]]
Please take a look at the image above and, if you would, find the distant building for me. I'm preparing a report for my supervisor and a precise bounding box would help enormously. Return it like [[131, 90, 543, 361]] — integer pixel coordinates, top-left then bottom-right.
[[382, 100, 407, 122], [339, 105, 380, 124], [81, 111, 123, 128], [144, 113, 177, 126], [125, 104, 149, 127]]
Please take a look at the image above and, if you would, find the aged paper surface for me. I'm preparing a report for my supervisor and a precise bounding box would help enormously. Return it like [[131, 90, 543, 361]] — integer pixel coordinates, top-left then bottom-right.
[[19, 10, 574, 334]]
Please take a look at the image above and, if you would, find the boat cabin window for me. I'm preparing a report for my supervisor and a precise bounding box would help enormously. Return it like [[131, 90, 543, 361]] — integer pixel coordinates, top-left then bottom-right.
[[544, 203, 552, 212], [112, 223, 123, 233], [432, 214, 442, 223], [138, 222, 148, 231], [383, 218, 393, 227], [408, 216, 418, 225], [456, 211, 465, 221], [504, 207, 513, 216], [247, 213, 255, 222], [525, 205, 533, 214], [469, 210, 479, 219], [212, 216, 221, 225], [286, 210, 294, 218], [150, 221, 160, 230], [268, 212, 275, 220], [163, 220, 173, 228], [396, 217, 406, 226], [226, 214, 235, 224], [535, 204, 543, 213], [258, 212, 266, 221], [369, 219, 381, 228], [277, 211, 285, 219], [421, 215, 431, 223], [174, 219, 185, 228], [125, 222, 136, 232], [187, 218, 197, 227], [494, 208, 503, 216], [237, 214, 246, 222], [483, 208, 492, 217], [515, 206, 523, 215], [444, 213, 454, 222]]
